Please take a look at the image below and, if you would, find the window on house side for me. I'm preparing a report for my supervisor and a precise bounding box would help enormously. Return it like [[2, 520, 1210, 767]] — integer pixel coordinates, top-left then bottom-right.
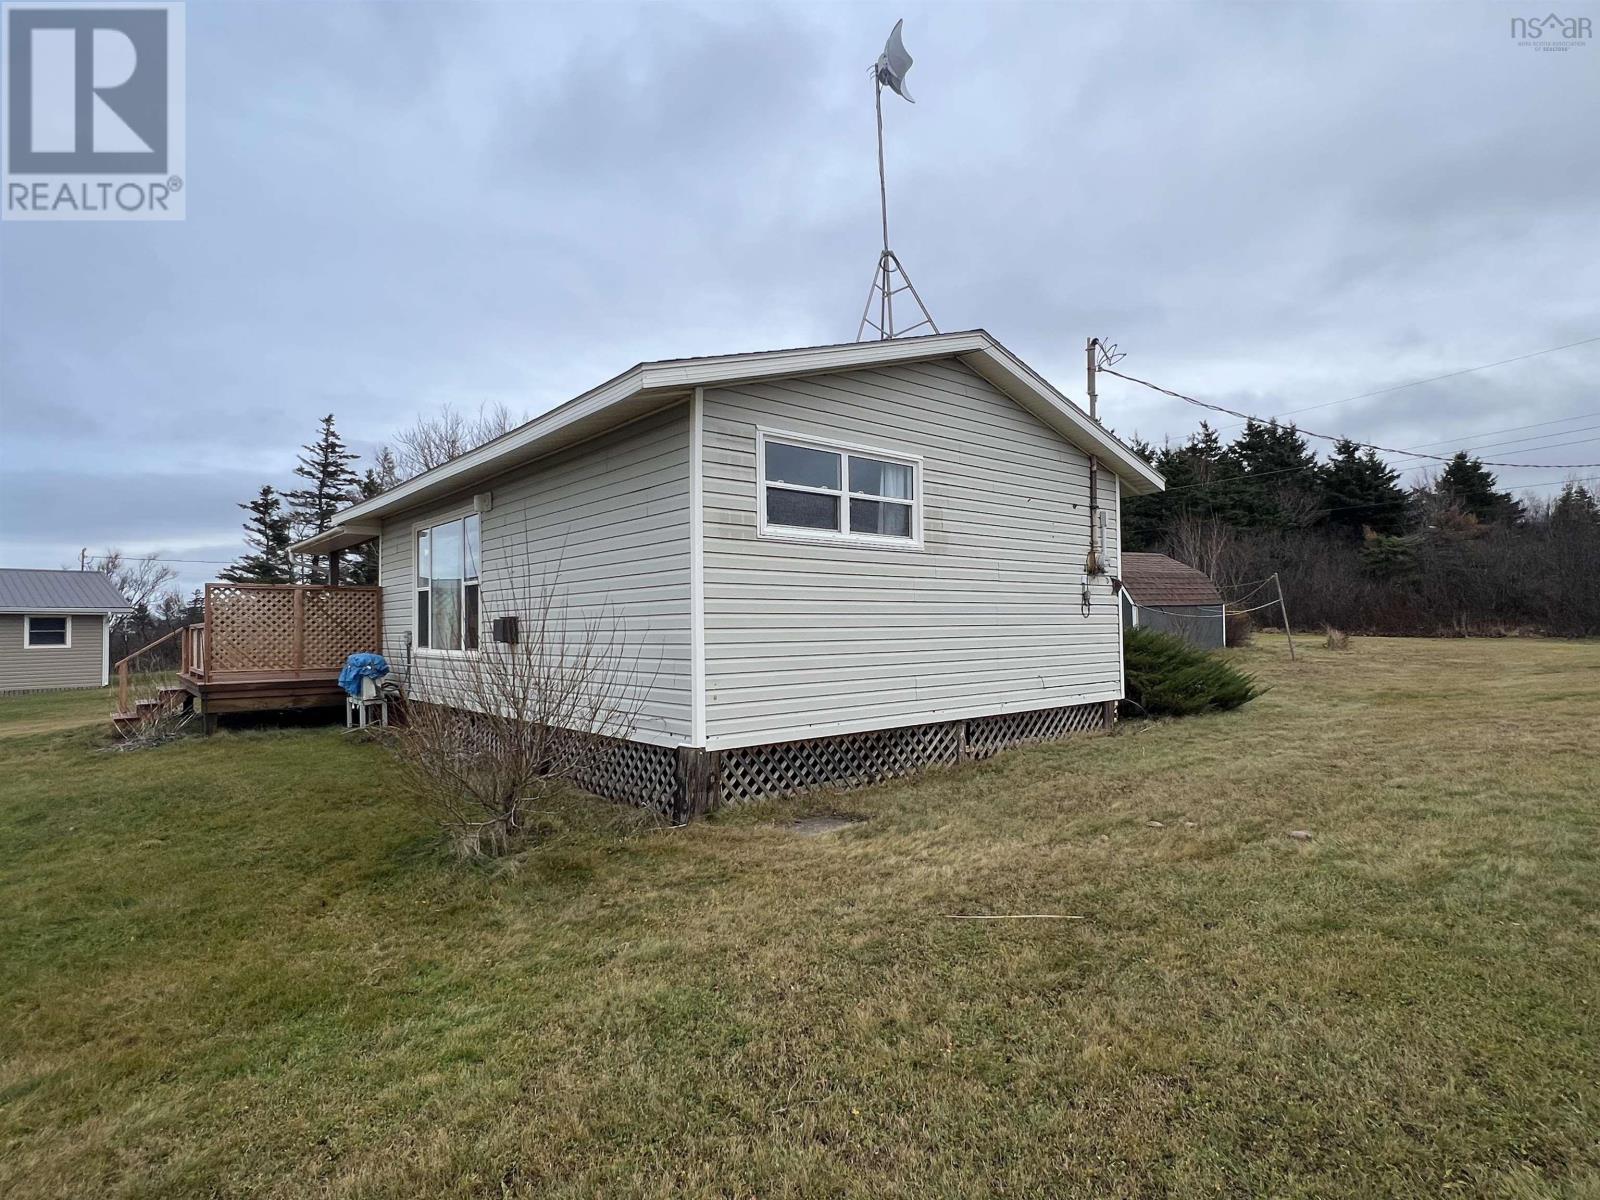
[[761, 437, 917, 543], [415, 513, 480, 650], [25, 616, 68, 647]]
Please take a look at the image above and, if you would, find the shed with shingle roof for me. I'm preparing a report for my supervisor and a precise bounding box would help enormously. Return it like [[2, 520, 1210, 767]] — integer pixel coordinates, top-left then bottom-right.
[[1118, 553, 1226, 649]]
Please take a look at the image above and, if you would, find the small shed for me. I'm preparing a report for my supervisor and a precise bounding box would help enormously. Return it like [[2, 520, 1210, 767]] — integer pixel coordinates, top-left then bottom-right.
[[0, 568, 133, 692], [1119, 553, 1226, 649]]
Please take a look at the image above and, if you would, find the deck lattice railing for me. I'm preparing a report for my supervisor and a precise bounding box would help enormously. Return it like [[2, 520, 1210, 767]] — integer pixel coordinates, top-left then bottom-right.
[[198, 583, 382, 677]]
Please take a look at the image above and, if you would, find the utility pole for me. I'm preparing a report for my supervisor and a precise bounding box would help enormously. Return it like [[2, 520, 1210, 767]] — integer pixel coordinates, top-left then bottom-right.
[[1084, 337, 1102, 575], [1274, 572, 1297, 661], [1085, 337, 1099, 422], [79, 547, 88, 571]]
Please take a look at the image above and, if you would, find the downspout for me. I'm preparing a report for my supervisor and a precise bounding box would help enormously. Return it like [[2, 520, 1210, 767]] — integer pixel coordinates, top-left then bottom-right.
[[1087, 456, 1102, 577]]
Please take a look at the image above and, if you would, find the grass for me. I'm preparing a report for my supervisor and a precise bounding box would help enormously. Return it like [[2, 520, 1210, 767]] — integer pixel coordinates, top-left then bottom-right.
[[0, 683, 117, 739], [1, 635, 1597, 1198]]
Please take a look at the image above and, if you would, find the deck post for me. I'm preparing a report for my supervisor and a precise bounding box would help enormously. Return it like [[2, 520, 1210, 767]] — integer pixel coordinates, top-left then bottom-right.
[[1102, 699, 1117, 730], [202, 584, 215, 677], [291, 588, 305, 673], [673, 747, 721, 824]]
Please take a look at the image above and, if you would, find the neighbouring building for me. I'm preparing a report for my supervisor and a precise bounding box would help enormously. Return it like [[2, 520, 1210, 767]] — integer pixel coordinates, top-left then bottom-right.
[[0, 568, 133, 693], [292, 330, 1166, 816], [1118, 552, 1226, 649]]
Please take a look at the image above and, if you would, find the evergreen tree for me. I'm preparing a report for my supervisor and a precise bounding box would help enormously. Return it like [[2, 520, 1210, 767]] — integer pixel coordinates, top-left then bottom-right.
[[286, 414, 361, 584], [347, 468, 387, 586], [1167, 423, 1253, 525], [1435, 452, 1522, 524], [1231, 419, 1320, 529], [370, 446, 400, 493], [1117, 435, 1167, 551], [1319, 440, 1409, 536], [220, 485, 294, 584], [1549, 482, 1599, 529]]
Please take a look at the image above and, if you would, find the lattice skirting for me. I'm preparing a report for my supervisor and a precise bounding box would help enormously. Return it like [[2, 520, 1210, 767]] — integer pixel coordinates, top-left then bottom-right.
[[568, 701, 1111, 818], [568, 737, 678, 817]]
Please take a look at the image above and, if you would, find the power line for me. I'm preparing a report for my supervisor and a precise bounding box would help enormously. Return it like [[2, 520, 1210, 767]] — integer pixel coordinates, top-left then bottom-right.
[[1436, 426, 1600, 458], [1154, 425, 1600, 500], [1400, 409, 1600, 454], [1310, 469, 1600, 520], [85, 554, 238, 566], [1215, 335, 1600, 429], [1100, 365, 1600, 470]]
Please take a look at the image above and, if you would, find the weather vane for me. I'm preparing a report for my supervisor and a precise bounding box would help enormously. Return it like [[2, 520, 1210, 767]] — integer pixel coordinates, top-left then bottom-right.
[[856, 19, 939, 341]]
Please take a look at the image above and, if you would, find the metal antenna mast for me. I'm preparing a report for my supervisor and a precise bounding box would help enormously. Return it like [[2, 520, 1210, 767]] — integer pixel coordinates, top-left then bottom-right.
[[856, 20, 938, 341]]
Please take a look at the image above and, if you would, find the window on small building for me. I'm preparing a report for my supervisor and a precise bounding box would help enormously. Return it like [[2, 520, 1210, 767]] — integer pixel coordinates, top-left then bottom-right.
[[414, 513, 480, 650], [760, 434, 918, 544], [25, 616, 69, 647]]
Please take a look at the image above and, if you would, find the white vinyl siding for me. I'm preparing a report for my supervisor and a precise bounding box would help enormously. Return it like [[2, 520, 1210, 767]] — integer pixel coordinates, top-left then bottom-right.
[[377, 404, 694, 744], [700, 358, 1123, 748]]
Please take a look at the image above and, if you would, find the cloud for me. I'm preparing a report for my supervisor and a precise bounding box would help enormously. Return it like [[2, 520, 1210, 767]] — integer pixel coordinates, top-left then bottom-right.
[[2, 0, 1597, 592]]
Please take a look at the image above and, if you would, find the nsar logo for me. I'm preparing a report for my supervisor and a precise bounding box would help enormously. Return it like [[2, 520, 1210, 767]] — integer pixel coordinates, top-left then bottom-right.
[[1510, 12, 1592, 50]]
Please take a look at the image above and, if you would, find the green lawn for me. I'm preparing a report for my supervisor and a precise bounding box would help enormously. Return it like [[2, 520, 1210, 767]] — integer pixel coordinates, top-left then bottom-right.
[[2, 636, 1597, 1198]]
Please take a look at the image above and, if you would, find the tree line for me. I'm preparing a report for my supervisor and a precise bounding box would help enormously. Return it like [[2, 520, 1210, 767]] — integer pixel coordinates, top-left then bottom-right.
[[86, 403, 522, 664], [221, 402, 519, 587], [1121, 420, 1600, 636]]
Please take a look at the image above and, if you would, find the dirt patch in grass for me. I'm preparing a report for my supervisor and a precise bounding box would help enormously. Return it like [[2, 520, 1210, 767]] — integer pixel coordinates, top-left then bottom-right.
[[1, 635, 1598, 1198], [788, 814, 866, 838]]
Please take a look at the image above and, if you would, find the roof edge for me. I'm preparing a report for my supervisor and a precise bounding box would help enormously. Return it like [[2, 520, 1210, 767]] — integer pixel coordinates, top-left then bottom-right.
[[294, 329, 1165, 553]]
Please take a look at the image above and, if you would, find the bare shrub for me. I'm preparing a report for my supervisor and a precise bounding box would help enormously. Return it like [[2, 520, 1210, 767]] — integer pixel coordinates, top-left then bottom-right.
[[1323, 626, 1351, 651], [386, 402, 522, 482], [386, 573, 648, 859], [1225, 609, 1255, 647], [1166, 515, 1238, 583]]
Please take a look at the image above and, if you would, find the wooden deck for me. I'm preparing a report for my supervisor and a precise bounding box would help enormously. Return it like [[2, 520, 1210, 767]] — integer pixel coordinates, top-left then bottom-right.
[[177, 668, 347, 717], [114, 583, 381, 729]]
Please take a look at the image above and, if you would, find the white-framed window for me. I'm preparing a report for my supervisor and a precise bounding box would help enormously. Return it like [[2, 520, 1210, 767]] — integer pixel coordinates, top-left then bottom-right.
[[756, 430, 922, 547], [415, 512, 481, 651], [24, 615, 70, 648]]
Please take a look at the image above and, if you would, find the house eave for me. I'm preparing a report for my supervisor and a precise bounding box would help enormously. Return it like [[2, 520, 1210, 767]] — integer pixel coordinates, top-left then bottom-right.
[[295, 329, 1164, 554]]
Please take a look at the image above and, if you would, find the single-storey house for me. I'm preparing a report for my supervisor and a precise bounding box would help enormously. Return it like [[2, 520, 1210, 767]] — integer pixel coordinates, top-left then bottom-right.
[[293, 330, 1166, 815], [1118, 552, 1226, 649], [0, 568, 133, 692]]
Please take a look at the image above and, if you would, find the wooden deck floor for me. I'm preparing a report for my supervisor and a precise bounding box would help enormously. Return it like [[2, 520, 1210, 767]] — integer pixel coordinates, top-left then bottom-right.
[[179, 669, 346, 716]]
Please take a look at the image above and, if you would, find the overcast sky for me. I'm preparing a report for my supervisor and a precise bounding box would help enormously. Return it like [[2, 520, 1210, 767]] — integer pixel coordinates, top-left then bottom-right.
[[2, 0, 1597, 595]]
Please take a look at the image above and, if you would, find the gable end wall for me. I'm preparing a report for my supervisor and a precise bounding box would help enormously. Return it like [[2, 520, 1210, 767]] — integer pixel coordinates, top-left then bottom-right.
[[699, 358, 1123, 749]]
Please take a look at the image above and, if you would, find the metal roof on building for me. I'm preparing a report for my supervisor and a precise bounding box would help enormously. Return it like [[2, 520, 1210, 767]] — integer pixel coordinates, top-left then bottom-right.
[[0, 568, 134, 613]]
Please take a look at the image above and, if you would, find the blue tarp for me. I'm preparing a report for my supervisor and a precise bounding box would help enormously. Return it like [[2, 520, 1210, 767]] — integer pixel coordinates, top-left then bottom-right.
[[339, 652, 389, 698]]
